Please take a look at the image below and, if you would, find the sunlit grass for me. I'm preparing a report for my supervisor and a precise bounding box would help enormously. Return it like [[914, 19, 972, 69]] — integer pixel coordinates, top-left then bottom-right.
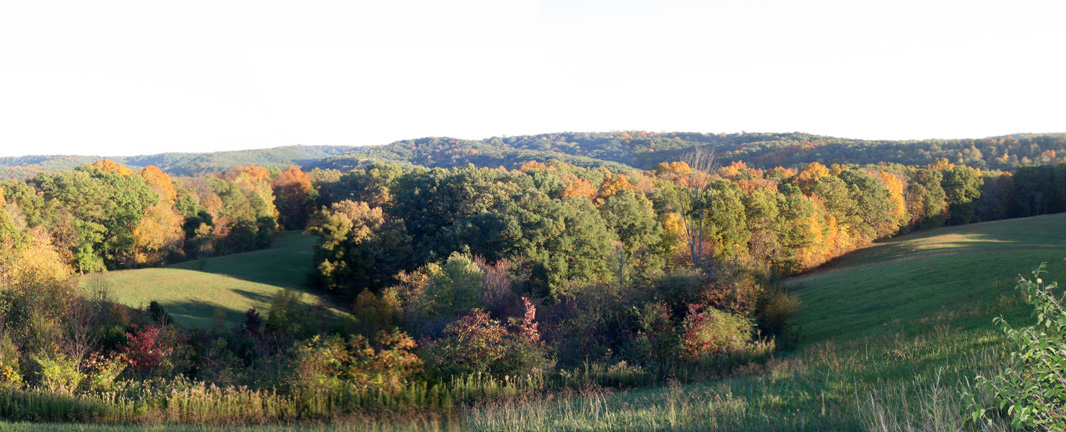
[[78, 232, 346, 329]]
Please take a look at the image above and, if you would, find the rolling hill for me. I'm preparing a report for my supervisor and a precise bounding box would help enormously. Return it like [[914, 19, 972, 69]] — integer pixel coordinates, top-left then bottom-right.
[[787, 213, 1066, 344], [6, 131, 1066, 181], [455, 213, 1066, 430], [80, 232, 347, 329], [0, 145, 354, 180]]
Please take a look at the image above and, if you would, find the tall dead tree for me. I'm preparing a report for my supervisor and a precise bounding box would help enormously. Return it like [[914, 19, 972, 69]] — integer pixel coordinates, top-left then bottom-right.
[[680, 148, 717, 270]]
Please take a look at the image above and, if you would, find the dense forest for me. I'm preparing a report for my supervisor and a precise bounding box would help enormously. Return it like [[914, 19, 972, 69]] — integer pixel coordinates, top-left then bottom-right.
[[1, 135, 1065, 424]]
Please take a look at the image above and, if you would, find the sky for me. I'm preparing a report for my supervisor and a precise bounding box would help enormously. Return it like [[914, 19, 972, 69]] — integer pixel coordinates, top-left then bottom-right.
[[1, 0, 1064, 157]]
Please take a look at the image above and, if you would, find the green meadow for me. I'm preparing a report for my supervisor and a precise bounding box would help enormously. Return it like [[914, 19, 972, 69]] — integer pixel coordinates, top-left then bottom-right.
[[79, 232, 346, 329]]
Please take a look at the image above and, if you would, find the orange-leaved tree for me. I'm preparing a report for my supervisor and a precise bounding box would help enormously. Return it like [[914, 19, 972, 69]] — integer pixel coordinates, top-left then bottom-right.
[[272, 166, 313, 230]]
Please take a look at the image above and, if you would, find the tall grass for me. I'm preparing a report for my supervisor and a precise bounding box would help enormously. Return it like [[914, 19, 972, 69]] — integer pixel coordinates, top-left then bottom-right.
[[453, 311, 1023, 431]]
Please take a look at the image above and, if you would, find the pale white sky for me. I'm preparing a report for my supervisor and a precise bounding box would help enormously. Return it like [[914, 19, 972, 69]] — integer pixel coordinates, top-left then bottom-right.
[[1, 0, 1063, 157]]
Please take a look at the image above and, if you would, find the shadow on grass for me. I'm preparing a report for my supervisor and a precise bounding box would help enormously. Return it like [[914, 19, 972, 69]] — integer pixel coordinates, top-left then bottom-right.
[[161, 299, 250, 329], [231, 289, 273, 304], [163, 295, 347, 330]]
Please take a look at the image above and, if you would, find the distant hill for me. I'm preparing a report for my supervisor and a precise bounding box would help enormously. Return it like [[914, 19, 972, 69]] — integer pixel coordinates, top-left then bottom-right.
[[0, 145, 354, 180], [6, 132, 1066, 180], [307, 131, 1066, 173]]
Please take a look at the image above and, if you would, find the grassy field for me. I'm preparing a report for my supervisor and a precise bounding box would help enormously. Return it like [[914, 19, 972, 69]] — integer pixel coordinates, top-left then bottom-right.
[[80, 232, 346, 329], [789, 213, 1066, 344]]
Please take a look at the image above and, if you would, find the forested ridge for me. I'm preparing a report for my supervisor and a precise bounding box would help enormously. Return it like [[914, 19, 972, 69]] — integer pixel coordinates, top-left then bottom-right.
[[0, 133, 1065, 425], [0, 145, 354, 181], [307, 131, 1066, 173], [5, 131, 1066, 182]]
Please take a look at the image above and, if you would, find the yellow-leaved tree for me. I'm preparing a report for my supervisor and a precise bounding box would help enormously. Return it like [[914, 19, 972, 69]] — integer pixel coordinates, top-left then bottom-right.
[[131, 166, 184, 266], [877, 171, 908, 232]]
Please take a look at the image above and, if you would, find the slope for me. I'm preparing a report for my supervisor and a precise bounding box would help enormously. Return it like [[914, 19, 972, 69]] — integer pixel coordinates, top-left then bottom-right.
[[80, 232, 346, 329], [453, 214, 1066, 431], [787, 213, 1066, 344]]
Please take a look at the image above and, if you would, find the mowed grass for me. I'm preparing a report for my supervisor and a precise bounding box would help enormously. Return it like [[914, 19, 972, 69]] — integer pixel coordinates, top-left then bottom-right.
[[789, 213, 1066, 344], [80, 232, 346, 329]]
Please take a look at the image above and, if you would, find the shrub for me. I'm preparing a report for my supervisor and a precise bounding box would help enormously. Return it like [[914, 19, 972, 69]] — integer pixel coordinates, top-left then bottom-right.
[[0, 333, 22, 389], [424, 309, 506, 377], [265, 288, 317, 339], [120, 324, 172, 377], [756, 286, 802, 340], [700, 268, 763, 315], [632, 301, 680, 366], [82, 352, 125, 392], [291, 329, 422, 394], [501, 298, 555, 374], [350, 289, 400, 337], [32, 351, 83, 393], [147, 300, 171, 326], [424, 306, 552, 378], [423, 253, 484, 318], [680, 304, 753, 360], [972, 264, 1066, 429]]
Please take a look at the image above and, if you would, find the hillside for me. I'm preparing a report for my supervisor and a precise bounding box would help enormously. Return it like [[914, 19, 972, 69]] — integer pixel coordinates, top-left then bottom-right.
[[80, 232, 346, 329], [453, 213, 1066, 430], [308, 131, 1066, 173], [787, 213, 1066, 344], [6, 132, 1066, 181], [0, 145, 354, 180]]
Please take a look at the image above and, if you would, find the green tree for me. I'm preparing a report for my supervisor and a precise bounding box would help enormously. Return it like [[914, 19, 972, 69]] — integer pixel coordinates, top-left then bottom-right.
[[907, 168, 948, 228], [775, 185, 817, 274], [421, 253, 484, 319], [32, 166, 158, 270], [706, 180, 749, 261], [744, 187, 783, 266], [308, 200, 412, 299], [599, 189, 665, 280], [837, 169, 894, 238], [941, 166, 984, 225], [501, 191, 615, 298]]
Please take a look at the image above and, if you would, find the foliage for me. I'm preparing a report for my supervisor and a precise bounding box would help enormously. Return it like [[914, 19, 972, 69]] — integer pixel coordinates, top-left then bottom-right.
[[418, 253, 484, 321], [265, 288, 320, 340], [290, 330, 422, 394], [423, 308, 552, 379], [272, 166, 313, 230], [308, 200, 411, 299], [679, 304, 753, 360], [6, 134, 1066, 428], [632, 301, 681, 365], [32, 351, 84, 394], [147, 301, 172, 326], [120, 324, 172, 377], [82, 352, 125, 392], [972, 264, 1066, 429]]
